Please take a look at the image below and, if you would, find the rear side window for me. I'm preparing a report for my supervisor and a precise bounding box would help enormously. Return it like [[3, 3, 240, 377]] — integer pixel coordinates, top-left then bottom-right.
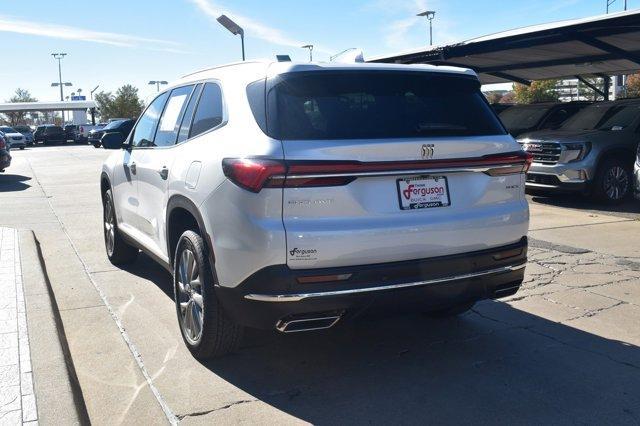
[[132, 92, 169, 147], [190, 82, 224, 138], [267, 71, 505, 140], [155, 85, 194, 147], [177, 84, 203, 144]]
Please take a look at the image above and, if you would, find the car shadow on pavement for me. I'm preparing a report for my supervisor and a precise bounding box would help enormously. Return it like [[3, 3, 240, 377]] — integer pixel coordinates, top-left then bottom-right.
[[122, 253, 640, 423], [529, 192, 640, 216], [202, 302, 640, 424], [0, 174, 31, 192]]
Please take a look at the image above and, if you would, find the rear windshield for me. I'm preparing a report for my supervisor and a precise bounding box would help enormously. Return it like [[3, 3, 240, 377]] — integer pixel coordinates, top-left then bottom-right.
[[256, 71, 505, 140], [499, 105, 550, 130], [560, 103, 640, 131]]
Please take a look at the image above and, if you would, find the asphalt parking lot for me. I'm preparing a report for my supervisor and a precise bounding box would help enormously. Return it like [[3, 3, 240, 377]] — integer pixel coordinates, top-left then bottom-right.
[[1, 145, 640, 424]]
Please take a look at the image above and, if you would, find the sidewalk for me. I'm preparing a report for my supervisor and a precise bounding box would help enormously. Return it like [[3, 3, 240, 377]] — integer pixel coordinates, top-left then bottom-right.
[[0, 227, 37, 424]]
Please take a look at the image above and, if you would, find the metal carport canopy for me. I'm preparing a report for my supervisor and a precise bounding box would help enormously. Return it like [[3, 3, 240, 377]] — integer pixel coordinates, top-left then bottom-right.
[[0, 100, 97, 113], [368, 9, 640, 85]]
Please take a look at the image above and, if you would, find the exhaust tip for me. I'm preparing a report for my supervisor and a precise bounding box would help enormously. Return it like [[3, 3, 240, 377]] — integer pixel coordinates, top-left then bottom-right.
[[276, 313, 342, 333]]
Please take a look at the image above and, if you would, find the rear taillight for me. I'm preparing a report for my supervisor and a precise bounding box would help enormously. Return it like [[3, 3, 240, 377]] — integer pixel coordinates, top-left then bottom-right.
[[0, 139, 5, 149], [483, 152, 533, 176], [223, 151, 533, 193], [222, 158, 286, 193]]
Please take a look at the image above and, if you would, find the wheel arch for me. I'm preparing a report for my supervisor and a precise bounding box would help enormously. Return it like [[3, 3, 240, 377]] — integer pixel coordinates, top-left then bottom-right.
[[595, 146, 636, 167], [166, 195, 214, 268], [100, 172, 111, 202]]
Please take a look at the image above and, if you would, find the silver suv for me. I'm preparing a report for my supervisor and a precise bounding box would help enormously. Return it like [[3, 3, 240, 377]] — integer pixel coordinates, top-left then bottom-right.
[[518, 99, 640, 204], [100, 61, 530, 358]]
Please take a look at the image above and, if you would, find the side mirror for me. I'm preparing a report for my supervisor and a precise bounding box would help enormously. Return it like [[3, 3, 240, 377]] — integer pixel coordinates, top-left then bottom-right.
[[101, 132, 126, 150]]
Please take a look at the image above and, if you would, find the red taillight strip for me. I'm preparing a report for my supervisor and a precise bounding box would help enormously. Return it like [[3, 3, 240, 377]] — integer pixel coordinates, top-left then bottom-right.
[[222, 152, 532, 192], [281, 152, 532, 179]]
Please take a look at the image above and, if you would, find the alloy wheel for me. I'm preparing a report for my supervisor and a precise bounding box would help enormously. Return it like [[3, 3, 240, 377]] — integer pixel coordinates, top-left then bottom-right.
[[603, 166, 629, 201], [104, 201, 115, 256], [177, 249, 204, 344]]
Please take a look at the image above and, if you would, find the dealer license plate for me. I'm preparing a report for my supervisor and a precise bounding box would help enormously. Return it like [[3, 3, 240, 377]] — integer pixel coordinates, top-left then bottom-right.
[[396, 176, 450, 210]]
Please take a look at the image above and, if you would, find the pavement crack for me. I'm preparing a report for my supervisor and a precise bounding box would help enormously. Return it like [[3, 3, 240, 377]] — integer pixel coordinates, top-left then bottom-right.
[[176, 399, 258, 419]]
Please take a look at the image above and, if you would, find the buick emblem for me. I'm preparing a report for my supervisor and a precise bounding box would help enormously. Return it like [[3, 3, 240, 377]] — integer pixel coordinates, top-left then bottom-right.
[[421, 144, 435, 159]]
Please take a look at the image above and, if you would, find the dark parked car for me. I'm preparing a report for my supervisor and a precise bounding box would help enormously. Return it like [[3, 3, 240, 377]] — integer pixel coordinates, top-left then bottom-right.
[[64, 124, 79, 141], [93, 119, 134, 148], [491, 103, 514, 114], [499, 102, 591, 137], [34, 125, 66, 145], [634, 142, 640, 201], [0, 132, 11, 172], [519, 99, 640, 204]]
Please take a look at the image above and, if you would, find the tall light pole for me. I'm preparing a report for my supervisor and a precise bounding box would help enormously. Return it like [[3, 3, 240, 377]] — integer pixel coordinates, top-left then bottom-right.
[[301, 44, 314, 62], [52, 52, 70, 124], [417, 10, 436, 46], [217, 15, 245, 61], [607, 0, 628, 13], [90, 85, 99, 100], [148, 80, 168, 92]]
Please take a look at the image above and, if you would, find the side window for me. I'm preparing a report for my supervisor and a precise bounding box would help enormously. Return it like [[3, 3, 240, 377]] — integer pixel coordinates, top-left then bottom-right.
[[177, 84, 203, 144], [190, 82, 224, 138], [155, 85, 194, 147], [545, 109, 569, 128], [131, 92, 169, 147]]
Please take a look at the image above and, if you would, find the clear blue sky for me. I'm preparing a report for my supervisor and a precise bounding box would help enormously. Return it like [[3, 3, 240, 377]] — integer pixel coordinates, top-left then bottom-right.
[[0, 0, 632, 103]]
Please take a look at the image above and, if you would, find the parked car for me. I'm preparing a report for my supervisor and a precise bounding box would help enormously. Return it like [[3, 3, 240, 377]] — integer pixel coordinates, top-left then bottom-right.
[[12, 125, 34, 146], [519, 99, 640, 204], [499, 102, 591, 137], [0, 132, 11, 172], [634, 142, 640, 201], [87, 123, 109, 145], [100, 61, 530, 358], [94, 119, 135, 148], [75, 123, 104, 142], [0, 126, 26, 150], [491, 103, 514, 114], [33, 125, 66, 145], [64, 124, 79, 141]]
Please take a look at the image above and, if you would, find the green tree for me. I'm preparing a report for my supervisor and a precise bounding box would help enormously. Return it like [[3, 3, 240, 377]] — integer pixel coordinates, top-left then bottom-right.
[[624, 74, 640, 98], [513, 80, 559, 104], [3, 88, 37, 125], [95, 85, 144, 120]]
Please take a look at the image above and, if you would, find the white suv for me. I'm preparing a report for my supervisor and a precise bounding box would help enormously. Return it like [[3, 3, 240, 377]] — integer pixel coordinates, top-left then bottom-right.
[[101, 61, 530, 358]]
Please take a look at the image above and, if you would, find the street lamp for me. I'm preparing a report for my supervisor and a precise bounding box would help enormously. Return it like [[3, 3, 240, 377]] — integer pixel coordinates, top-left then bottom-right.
[[217, 14, 245, 61], [52, 52, 69, 124], [607, 0, 628, 12], [417, 10, 436, 46], [148, 80, 168, 92], [90, 85, 99, 100], [301, 44, 314, 62]]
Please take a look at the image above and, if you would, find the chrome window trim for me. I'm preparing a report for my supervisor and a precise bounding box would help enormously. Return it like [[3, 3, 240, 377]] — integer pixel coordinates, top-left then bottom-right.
[[244, 263, 526, 303]]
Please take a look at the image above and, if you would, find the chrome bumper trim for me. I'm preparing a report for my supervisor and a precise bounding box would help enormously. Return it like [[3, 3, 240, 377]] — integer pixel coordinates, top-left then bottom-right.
[[244, 263, 526, 303]]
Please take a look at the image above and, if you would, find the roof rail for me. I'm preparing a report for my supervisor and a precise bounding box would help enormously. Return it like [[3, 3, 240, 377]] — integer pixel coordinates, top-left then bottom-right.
[[180, 60, 269, 78]]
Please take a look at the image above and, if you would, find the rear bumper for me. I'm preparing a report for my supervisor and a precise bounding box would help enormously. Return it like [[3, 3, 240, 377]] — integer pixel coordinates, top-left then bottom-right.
[[216, 237, 528, 330], [525, 173, 588, 192]]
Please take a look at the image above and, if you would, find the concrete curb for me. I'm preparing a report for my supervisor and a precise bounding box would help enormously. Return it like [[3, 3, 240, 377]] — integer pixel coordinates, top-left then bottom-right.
[[20, 230, 89, 425]]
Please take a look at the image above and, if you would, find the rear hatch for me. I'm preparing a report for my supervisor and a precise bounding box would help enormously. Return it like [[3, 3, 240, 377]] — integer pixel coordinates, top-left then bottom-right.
[[244, 69, 529, 269]]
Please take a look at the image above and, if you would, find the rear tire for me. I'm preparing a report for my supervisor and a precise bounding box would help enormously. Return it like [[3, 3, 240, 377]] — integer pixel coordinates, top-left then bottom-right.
[[423, 301, 475, 318], [174, 230, 243, 359], [592, 157, 632, 205], [103, 189, 138, 264]]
